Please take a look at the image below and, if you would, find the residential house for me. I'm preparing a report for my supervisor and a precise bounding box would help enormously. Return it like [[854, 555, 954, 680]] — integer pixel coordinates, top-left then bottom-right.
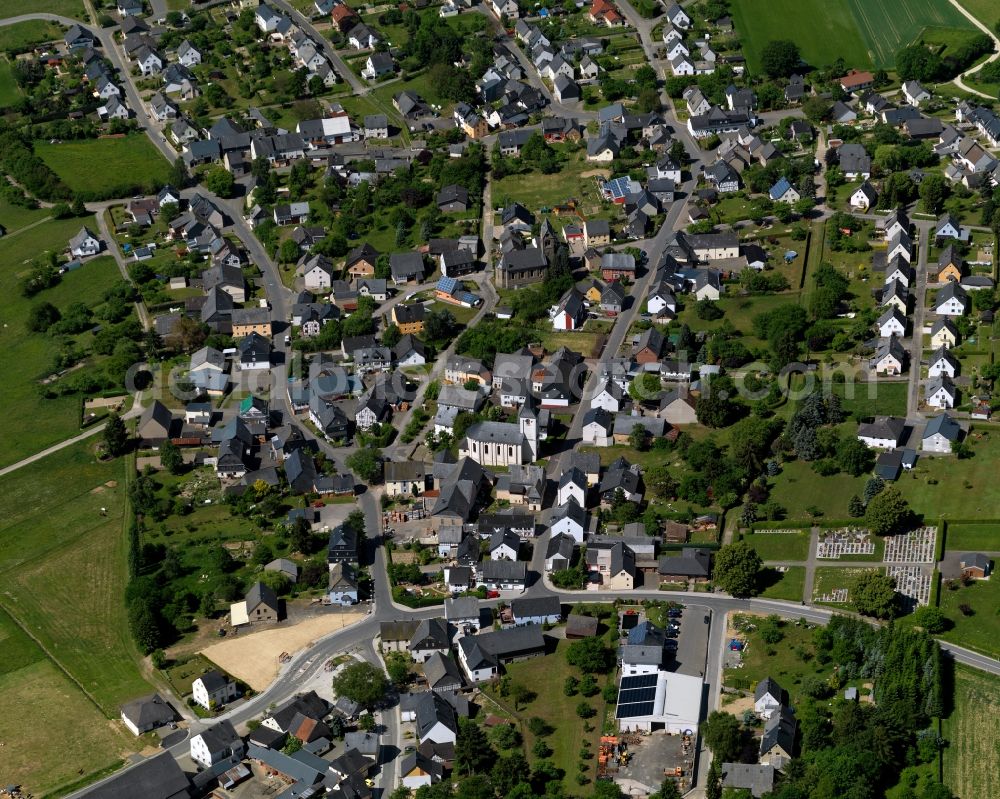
[[857, 416, 906, 449], [753, 677, 788, 720], [934, 282, 969, 316], [926, 375, 957, 409], [192, 671, 239, 711], [120, 694, 176, 736], [190, 721, 245, 768]]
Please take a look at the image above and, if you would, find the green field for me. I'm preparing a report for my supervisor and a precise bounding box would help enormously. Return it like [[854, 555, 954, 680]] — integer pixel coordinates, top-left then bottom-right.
[[938, 576, 1000, 657], [36, 136, 172, 199], [730, 0, 975, 71], [760, 566, 807, 601], [0, 215, 133, 467], [944, 522, 1000, 551], [956, 0, 999, 28], [0, 442, 150, 795], [0, 57, 20, 107], [943, 666, 1000, 798], [741, 530, 811, 561], [0, 19, 65, 52], [895, 434, 1000, 520], [812, 566, 879, 602], [0, 0, 85, 17], [0, 442, 151, 712], [767, 459, 866, 520], [0, 610, 136, 797], [489, 640, 611, 792]]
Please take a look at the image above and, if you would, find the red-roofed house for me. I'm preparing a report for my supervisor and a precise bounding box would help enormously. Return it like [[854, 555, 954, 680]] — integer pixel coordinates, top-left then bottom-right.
[[589, 0, 623, 26], [839, 70, 874, 93], [332, 3, 359, 31]]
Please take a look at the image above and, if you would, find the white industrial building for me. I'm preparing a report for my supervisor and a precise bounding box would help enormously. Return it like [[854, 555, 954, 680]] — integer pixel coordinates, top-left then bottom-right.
[[614, 671, 703, 734]]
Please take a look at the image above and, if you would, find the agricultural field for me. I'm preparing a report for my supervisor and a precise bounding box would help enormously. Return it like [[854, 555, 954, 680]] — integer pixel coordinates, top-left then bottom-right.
[[0, 18, 65, 52], [956, 0, 1000, 28], [35, 136, 173, 200], [0, 441, 151, 713], [0, 610, 137, 798], [0, 214, 130, 468], [0, 0, 85, 18], [943, 666, 1000, 798], [730, 0, 975, 71]]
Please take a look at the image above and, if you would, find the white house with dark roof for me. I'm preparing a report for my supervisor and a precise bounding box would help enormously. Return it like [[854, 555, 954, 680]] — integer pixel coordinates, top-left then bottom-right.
[[857, 416, 906, 449], [192, 670, 239, 710], [922, 413, 961, 453]]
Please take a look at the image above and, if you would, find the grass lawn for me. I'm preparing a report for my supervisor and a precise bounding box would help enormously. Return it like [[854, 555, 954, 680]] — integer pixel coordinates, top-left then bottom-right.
[[943, 666, 1000, 798], [955, 0, 1000, 27], [760, 566, 807, 601], [767, 459, 866, 521], [0, 197, 50, 233], [937, 577, 1000, 657], [741, 530, 811, 561], [36, 136, 172, 199], [895, 432, 1000, 520], [0, 610, 136, 797], [0, 0, 85, 18], [812, 566, 878, 602], [492, 151, 610, 218], [0, 442, 151, 714], [0, 218, 134, 468], [488, 640, 610, 793], [0, 57, 21, 107], [828, 380, 909, 419], [944, 523, 1000, 551], [0, 19, 65, 52]]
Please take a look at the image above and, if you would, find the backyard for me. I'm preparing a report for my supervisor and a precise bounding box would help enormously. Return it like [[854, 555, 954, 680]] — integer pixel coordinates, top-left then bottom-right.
[[486, 639, 612, 793], [36, 136, 173, 199]]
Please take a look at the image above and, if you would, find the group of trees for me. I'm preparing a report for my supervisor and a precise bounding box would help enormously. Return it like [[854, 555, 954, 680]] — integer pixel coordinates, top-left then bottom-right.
[[896, 34, 993, 83]]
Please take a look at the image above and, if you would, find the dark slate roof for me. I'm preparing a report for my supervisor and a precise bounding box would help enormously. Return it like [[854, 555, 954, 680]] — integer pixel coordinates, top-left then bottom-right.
[[510, 595, 561, 620], [78, 752, 190, 799], [120, 693, 176, 730], [754, 677, 787, 704]]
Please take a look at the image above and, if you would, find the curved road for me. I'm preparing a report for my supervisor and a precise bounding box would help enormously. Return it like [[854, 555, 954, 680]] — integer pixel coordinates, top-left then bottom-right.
[[947, 0, 1000, 99]]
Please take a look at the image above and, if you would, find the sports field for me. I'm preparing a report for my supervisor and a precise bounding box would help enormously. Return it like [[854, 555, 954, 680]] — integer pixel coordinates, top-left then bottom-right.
[[731, 0, 976, 71], [36, 135, 172, 200]]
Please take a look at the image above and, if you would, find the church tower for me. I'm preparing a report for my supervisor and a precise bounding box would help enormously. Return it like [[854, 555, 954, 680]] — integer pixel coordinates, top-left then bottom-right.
[[519, 396, 540, 462]]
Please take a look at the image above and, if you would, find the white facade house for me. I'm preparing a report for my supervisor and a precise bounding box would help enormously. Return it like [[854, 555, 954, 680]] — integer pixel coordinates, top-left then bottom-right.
[[191, 671, 238, 710], [556, 468, 587, 507], [549, 498, 586, 543], [591, 380, 625, 412], [928, 347, 958, 378], [926, 377, 956, 409], [190, 721, 245, 768], [922, 413, 961, 453]]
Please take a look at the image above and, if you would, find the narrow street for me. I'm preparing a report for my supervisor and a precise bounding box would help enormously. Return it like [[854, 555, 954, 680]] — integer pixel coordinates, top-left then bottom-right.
[[906, 221, 933, 420]]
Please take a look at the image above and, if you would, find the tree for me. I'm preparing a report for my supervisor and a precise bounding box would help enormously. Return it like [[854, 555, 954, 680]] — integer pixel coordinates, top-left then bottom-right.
[[919, 173, 946, 216], [204, 166, 235, 198], [103, 413, 129, 457], [159, 439, 183, 475], [566, 636, 614, 673], [706, 758, 722, 799], [27, 300, 60, 332], [760, 40, 801, 78], [386, 653, 410, 688], [851, 570, 898, 619], [837, 438, 874, 476], [848, 494, 865, 518], [347, 447, 382, 483], [865, 485, 912, 535], [713, 541, 763, 598], [279, 238, 301, 263], [645, 464, 677, 500], [455, 717, 494, 775], [653, 780, 682, 799], [629, 423, 651, 452], [332, 662, 388, 710], [912, 606, 948, 633], [701, 711, 742, 762], [575, 701, 596, 718]]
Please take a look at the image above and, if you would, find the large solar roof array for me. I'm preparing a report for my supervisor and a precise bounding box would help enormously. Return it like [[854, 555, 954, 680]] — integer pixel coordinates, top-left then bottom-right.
[[615, 673, 658, 718]]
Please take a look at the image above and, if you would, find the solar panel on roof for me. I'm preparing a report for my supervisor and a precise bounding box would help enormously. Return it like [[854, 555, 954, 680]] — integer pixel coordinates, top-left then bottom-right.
[[619, 687, 656, 703], [616, 701, 655, 718], [620, 673, 658, 690]]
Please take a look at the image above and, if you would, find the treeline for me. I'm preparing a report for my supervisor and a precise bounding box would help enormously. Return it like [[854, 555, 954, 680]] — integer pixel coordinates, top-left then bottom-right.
[[0, 129, 70, 202]]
